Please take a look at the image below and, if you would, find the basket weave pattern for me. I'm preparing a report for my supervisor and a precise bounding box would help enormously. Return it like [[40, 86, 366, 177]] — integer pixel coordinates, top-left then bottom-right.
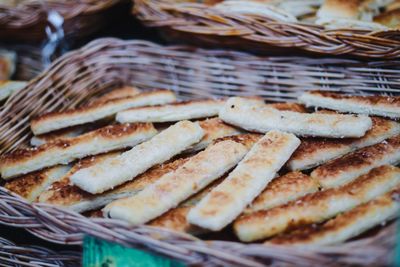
[[0, 235, 80, 266], [0, 0, 125, 42], [133, 0, 400, 58], [0, 39, 400, 266]]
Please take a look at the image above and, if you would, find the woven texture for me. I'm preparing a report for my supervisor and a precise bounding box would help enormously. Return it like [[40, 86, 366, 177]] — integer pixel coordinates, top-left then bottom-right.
[[0, 0, 127, 42], [0, 38, 399, 266], [0, 236, 80, 266], [133, 0, 400, 59], [1, 43, 53, 81]]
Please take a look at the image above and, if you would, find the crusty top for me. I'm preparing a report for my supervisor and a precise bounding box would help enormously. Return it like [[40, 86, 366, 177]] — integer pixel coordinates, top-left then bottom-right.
[[311, 135, 400, 184], [196, 118, 241, 141], [38, 152, 121, 205], [31, 90, 173, 124], [213, 133, 262, 149], [307, 91, 400, 107], [148, 178, 223, 233], [269, 102, 307, 113], [39, 155, 189, 206], [270, 186, 400, 245], [122, 99, 224, 110], [246, 171, 319, 213], [374, 9, 400, 29], [5, 170, 48, 199], [1, 123, 154, 167], [235, 165, 400, 231], [91, 86, 141, 104], [290, 116, 400, 164], [318, 0, 366, 19]]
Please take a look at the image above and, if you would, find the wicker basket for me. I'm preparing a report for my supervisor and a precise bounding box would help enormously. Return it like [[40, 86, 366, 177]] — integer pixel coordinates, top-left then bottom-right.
[[0, 236, 80, 266], [0, 0, 128, 42], [133, 0, 400, 59], [0, 38, 400, 266]]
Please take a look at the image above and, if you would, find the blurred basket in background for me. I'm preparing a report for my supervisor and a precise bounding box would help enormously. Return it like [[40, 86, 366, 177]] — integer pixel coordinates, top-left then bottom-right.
[[0, 0, 129, 43], [133, 0, 400, 59]]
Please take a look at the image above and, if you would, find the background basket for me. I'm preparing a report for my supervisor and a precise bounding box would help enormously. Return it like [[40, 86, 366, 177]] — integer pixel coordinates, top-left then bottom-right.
[[0, 0, 128, 42], [0, 38, 400, 266], [1, 43, 53, 81], [133, 0, 400, 59], [0, 235, 80, 266]]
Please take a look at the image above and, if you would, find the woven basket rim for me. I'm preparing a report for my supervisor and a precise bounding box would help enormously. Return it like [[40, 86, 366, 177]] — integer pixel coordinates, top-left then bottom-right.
[[0, 38, 399, 266], [0, 0, 122, 24], [0, 0, 127, 42], [0, 234, 80, 266], [133, 0, 400, 59]]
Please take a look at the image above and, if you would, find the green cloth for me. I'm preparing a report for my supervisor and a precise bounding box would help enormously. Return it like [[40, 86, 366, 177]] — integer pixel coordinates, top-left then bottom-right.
[[82, 235, 185, 267]]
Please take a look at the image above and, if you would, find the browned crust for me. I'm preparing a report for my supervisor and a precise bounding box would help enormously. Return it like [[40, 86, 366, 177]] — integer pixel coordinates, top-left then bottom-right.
[[149, 207, 195, 232], [4, 170, 47, 199], [31, 89, 173, 123], [84, 209, 104, 218], [247, 172, 318, 212], [182, 178, 224, 207], [290, 116, 398, 164], [311, 135, 400, 182], [235, 165, 399, 233], [111, 157, 191, 194], [198, 118, 240, 137], [361, 116, 400, 141], [374, 8, 400, 29], [320, 0, 372, 18], [40, 156, 190, 206], [290, 137, 350, 162], [148, 178, 223, 233], [32, 118, 115, 144], [122, 99, 224, 111], [91, 86, 141, 104], [0, 80, 9, 86], [213, 133, 262, 149], [1, 123, 154, 166], [38, 152, 121, 205], [269, 102, 307, 113], [32, 126, 86, 143], [270, 187, 400, 245], [387, 1, 400, 12], [149, 206, 206, 234], [308, 91, 400, 107]]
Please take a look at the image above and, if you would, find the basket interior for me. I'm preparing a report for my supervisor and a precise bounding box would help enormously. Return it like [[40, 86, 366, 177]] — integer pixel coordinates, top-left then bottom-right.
[[0, 39, 400, 266], [1, 39, 400, 154]]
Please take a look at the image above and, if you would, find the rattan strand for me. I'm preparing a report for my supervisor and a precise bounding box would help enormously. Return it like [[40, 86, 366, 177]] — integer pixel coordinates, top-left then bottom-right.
[[0, 38, 399, 266], [133, 0, 400, 59], [0, 0, 126, 42], [0, 235, 80, 267]]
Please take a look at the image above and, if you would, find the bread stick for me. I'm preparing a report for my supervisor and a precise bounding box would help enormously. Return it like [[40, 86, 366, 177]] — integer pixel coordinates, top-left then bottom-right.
[[288, 117, 400, 170], [219, 97, 372, 138], [0, 123, 156, 179], [269, 187, 400, 246], [311, 135, 400, 188], [5, 165, 70, 203], [70, 121, 204, 194], [234, 165, 400, 242], [31, 90, 176, 135], [116, 99, 225, 123], [188, 131, 300, 231], [103, 135, 257, 225], [299, 91, 400, 118]]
